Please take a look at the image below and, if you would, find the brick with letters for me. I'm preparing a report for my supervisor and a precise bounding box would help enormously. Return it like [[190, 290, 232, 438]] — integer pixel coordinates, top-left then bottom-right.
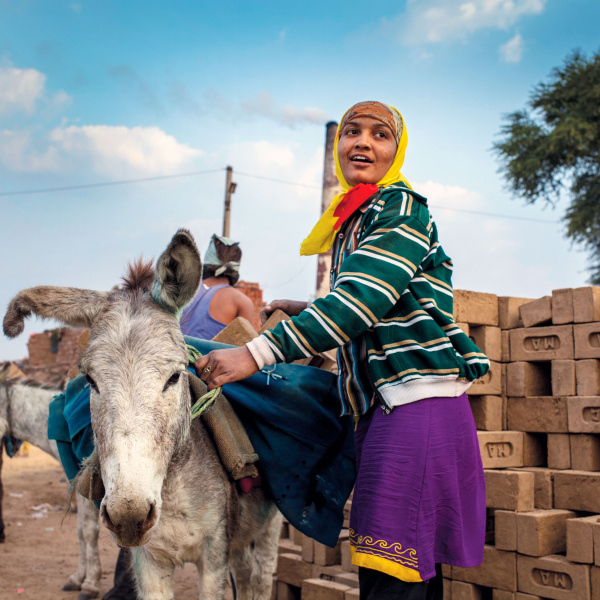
[[516, 554, 590, 600], [478, 431, 524, 469], [575, 323, 600, 359], [567, 397, 600, 433], [510, 325, 574, 362], [469, 360, 502, 395]]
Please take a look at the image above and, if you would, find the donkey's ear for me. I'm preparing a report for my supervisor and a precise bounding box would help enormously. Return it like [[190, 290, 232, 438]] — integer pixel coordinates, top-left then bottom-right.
[[3, 286, 110, 338], [151, 229, 201, 316]]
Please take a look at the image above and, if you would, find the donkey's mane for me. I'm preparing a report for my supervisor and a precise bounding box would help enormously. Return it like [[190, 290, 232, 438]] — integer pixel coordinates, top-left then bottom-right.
[[121, 258, 155, 294]]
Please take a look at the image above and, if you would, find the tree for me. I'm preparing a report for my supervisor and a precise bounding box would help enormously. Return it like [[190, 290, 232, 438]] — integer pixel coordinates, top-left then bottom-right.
[[494, 50, 600, 282]]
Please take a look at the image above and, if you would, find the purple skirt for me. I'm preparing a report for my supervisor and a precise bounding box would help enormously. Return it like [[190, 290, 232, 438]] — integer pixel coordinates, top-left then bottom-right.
[[349, 393, 486, 582]]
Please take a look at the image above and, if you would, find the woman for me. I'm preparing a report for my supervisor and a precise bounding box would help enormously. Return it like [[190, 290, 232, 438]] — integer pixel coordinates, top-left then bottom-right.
[[195, 101, 488, 599]]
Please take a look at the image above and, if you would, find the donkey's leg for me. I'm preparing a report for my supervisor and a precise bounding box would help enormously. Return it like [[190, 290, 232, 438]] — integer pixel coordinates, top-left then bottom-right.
[[77, 497, 101, 600], [197, 532, 230, 600], [0, 439, 5, 543], [248, 509, 282, 600], [131, 547, 175, 600], [63, 494, 88, 591]]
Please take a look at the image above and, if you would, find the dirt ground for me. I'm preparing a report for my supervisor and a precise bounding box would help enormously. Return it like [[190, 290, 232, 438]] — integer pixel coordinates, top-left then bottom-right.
[[0, 445, 235, 600]]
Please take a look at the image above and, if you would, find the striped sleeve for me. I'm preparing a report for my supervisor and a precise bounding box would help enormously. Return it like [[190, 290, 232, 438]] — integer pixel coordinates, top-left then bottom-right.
[[263, 203, 431, 363]]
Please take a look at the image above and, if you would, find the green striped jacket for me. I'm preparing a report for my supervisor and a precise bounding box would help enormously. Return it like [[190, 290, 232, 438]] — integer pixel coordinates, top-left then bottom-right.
[[262, 182, 489, 412]]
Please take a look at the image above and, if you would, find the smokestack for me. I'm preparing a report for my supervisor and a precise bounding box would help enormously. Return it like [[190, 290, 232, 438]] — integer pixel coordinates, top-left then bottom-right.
[[315, 121, 341, 299]]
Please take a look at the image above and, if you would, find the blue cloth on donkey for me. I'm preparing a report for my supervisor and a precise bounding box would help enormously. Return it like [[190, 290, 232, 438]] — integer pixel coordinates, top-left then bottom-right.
[[47, 337, 356, 547]]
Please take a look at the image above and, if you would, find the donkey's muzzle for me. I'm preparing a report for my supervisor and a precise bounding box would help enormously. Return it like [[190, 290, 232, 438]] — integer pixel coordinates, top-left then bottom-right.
[[100, 496, 158, 547]]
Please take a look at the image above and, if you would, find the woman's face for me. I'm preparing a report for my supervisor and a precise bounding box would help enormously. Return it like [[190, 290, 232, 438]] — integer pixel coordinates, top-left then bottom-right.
[[338, 116, 397, 187]]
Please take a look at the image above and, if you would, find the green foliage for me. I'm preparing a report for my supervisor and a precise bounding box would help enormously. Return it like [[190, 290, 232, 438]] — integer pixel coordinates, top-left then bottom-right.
[[494, 50, 600, 282]]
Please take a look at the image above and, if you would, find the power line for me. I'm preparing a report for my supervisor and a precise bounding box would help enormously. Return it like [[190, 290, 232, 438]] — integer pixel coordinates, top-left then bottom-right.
[[0, 168, 225, 197], [236, 171, 321, 190], [0, 167, 559, 225]]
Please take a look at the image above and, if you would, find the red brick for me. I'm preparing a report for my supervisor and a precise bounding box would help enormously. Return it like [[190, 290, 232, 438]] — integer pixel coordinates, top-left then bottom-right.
[[277, 554, 314, 588], [444, 579, 453, 599], [510, 325, 574, 362], [515, 468, 557, 510], [469, 395, 503, 431], [506, 362, 551, 397], [457, 322, 470, 336], [279, 538, 302, 556], [570, 434, 600, 471], [575, 323, 600, 359], [470, 326, 502, 362], [301, 578, 350, 600], [454, 289, 499, 326], [502, 330, 511, 362], [301, 535, 314, 563], [507, 397, 569, 433], [211, 316, 258, 345], [276, 581, 301, 600], [577, 360, 600, 396], [520, 296, 552, 328], [451, 581, 486, 600], [469, 360, 502, 395], [515, 509, 576, 557], [567, 397, 600, 433], [567, 515, 600, 564], [592, 565, 600, 600], [340, 541, 357, 574], [493, 590, 516, 600], [485, 470, 534, 511], [551, 360, 576, 396], [495, 510, 518, 551], [554, 471, 600, 513], [547, 434, 571, 469], [499, 296, 532, 330], [333, 572, 358, 589], [573, 286, 600, 323], [313, 535, 345, 566], [478, 431, 524, 468], [516, 554, 590, 600], [344, 589, 359, 600], [452, 545, 517, 591], [552, 289, 574, 325]]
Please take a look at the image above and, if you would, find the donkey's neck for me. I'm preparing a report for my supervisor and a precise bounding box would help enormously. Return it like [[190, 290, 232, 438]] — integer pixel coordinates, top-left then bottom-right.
[[1, 384, 60, 460]]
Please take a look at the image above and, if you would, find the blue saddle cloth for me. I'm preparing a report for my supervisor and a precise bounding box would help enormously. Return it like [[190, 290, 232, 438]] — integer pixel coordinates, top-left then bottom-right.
[[47, 337, 356, 547]]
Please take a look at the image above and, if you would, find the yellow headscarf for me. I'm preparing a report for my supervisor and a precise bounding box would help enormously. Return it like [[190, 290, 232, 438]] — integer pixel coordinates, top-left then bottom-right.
[[300, 102, 411, 256]]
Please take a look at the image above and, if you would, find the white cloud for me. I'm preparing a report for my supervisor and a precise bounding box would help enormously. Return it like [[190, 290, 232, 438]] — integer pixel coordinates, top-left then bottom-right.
[[397, 0, 546, 44], [0, 61, 72, 116], [500, 32, 524, 62], [0, 125, 202, 176], [0, 64, 46, 114], [241, 91, 331, 128], [415, 180, 484, 219]]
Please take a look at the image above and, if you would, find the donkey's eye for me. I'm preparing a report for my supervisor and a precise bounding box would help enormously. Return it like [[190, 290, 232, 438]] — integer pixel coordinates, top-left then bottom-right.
[[163, 371, 181, 391], [85, 374, 98, 392]]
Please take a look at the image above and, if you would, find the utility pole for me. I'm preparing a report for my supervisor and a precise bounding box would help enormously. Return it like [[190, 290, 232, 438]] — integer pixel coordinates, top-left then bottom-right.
[[222, 165, 237, 238], [315, 122, 341, 298]]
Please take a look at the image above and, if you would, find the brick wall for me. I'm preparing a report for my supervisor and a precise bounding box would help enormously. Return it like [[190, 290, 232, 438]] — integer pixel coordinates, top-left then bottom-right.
[[236, 280, 266, 331]]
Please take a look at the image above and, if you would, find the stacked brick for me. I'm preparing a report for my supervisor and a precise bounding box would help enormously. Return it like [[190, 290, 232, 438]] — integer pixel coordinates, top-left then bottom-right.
[[444, 287, 600, 599], [271, 287, 600, 599]]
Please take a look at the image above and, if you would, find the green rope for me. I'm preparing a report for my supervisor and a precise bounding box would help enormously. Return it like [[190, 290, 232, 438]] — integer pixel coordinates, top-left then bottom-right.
[[187, 344, 222, 421]]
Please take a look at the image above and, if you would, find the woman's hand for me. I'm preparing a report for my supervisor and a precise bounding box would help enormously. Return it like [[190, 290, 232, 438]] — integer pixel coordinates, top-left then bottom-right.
[[260, 299, 308, 325], [194, 346, 259, 391]]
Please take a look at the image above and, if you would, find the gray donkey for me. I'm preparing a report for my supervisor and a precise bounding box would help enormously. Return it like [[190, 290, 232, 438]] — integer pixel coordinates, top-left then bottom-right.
[[0, 368, 102, 600], [3, 229, 282, 600]]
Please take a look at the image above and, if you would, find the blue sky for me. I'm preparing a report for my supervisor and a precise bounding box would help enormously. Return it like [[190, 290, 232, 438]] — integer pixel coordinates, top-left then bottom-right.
[[1, 0, 599, 360]]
